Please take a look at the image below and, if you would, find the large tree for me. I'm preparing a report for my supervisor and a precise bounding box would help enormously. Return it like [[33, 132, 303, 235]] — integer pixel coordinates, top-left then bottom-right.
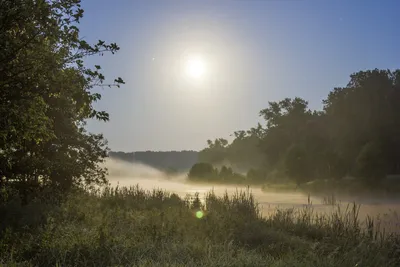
[[259, 98, 312, 169], [198, 138, 229, 164], [0, 0, 124, 202], [323, 69, 400, 178]]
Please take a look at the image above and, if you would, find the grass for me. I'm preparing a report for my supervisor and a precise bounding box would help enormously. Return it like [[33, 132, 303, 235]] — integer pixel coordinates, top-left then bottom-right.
[[0, 185, 400, 266]]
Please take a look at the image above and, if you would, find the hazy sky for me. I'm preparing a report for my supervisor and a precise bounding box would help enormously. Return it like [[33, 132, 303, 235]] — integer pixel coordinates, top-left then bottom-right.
[[80, 0, 400, 152]]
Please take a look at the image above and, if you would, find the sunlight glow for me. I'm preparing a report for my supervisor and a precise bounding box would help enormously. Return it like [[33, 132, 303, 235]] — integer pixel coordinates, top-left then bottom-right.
[[185, 56, 206, 79]]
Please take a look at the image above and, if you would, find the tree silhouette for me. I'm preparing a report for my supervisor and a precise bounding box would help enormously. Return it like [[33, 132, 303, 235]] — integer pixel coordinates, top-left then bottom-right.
[[0, 0, 124, 202]]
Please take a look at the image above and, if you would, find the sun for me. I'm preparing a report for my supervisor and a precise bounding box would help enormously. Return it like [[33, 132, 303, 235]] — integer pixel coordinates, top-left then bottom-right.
[[185, 56, 206, 79]]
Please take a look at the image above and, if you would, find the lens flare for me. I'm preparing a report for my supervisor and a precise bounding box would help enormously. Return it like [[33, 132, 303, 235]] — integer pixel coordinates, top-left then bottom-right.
[[195, 210, 204, 219]]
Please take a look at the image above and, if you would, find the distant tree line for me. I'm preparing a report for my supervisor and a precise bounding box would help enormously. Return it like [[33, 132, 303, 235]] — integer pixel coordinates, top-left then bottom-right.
[[187, 162, 267, 184], [187, 163, 247, 184], [197, 69, 400, 186], [109, 151, 198, 172]]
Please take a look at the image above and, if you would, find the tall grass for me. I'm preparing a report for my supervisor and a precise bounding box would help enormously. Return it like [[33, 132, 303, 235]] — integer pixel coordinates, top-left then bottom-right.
[[0, 185, 399, 266]]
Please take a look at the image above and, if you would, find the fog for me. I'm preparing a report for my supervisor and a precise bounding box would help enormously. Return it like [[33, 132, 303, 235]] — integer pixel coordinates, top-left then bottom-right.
[[106, 159, 400, 233]]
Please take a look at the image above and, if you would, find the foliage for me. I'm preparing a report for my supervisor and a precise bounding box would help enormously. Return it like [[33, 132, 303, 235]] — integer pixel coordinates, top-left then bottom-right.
[[198, 138, 229, 164], [0, 186, 399, 266], [355, 141, 387, 184], [0, 0, 124, 202], [199, 127, 266, 172], [284, 144, 311, 185], [187, 163, 216, 180], [218, 166, 246, 183], [199, 69, 400, 186], [187, 163, 246, 184]]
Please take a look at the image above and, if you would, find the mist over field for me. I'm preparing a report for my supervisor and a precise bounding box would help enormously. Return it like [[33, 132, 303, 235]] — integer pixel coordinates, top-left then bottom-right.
[[104, 158, 400, 232], [106, 158, 170, 181]]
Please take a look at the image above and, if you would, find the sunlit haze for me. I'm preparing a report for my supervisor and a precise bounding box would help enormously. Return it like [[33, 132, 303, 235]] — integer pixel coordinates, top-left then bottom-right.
[[185, 55, 206, 79], [81, 0, 400, 151]]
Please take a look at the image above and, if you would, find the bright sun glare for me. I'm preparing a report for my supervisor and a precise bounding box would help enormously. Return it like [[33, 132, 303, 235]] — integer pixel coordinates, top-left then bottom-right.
[[185, 56, 206, 79]]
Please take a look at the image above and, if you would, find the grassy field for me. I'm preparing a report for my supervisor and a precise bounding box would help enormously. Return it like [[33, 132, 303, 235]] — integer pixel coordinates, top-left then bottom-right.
[[1, 186, 400, 267]]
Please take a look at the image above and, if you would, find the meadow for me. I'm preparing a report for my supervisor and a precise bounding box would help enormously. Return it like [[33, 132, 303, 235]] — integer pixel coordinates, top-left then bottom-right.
[[1, 185, 400, 267]]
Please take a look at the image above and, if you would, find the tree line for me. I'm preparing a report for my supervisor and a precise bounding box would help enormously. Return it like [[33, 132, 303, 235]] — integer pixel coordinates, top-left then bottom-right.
[[198, 69, 400, 186], [109, 151, 198, 172]]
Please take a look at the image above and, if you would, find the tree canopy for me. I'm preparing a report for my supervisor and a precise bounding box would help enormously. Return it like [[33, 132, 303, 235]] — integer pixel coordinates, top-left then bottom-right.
[[198, 69, 400, 185], [0, 0, 124, 202]]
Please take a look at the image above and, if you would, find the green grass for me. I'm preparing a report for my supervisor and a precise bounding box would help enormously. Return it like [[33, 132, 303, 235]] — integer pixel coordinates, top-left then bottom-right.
[[1, 185, 399, 266]]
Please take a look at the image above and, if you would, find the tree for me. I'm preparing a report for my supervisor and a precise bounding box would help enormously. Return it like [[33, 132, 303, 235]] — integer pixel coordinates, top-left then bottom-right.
[[219, 165, 233, 180], [284, 144, 311, 185], [229, 127, 265, 171], [323, 69, 400, 176], [198, 138, 228, 164], [0, 0, 124, 202], [188, 163, 216, 180], [197, 68, 400, 187], [259, 97, 312, 171], [355, 141, 387, 184]]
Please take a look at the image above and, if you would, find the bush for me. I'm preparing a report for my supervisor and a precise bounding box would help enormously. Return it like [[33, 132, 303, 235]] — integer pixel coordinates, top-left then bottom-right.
[[218, 166, 246, 183], [219, 166, 234, 179], [188, 163, 217, 180]]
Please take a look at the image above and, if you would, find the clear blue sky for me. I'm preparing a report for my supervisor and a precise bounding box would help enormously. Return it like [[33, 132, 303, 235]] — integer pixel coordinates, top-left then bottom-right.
[[80, 0, 400, 152]]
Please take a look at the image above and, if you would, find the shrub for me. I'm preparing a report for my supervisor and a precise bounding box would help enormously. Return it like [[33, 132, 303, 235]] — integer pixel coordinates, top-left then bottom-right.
[[188, 163, 217, 180]]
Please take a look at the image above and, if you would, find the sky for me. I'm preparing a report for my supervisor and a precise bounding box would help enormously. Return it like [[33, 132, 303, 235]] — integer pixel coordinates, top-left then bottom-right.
[[80, 0, 400, 152]]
